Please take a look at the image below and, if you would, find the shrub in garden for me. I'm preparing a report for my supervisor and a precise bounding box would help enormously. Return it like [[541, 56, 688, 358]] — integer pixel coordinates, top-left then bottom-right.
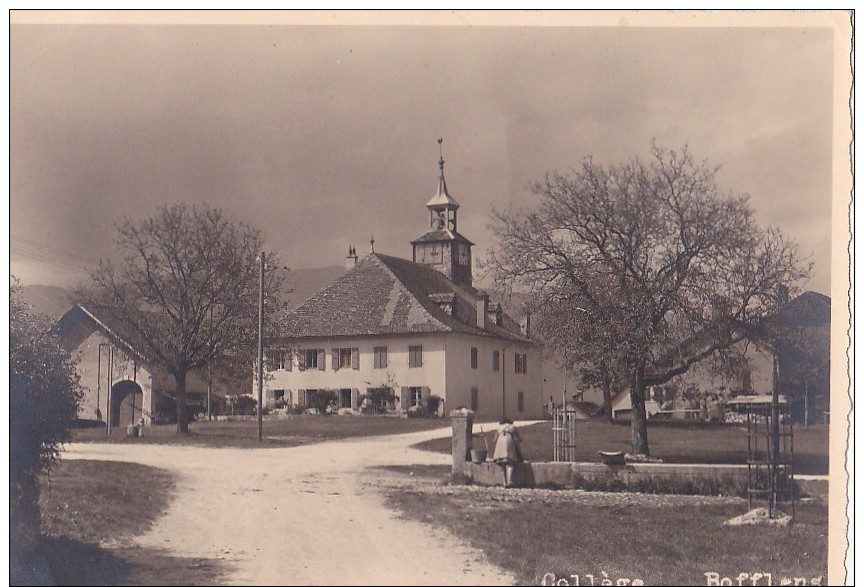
[[226, 394, 258, 415], [10, 283, 82, 557], [306, 389, 338, 414], [359, 387, 397, 414]]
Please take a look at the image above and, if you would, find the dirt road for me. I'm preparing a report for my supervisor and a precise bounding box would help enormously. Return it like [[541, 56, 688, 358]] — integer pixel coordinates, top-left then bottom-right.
[[63, 427, 514, 586]]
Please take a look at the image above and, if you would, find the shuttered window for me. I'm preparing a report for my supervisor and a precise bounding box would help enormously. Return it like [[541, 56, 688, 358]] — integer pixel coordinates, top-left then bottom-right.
[[409, 345, 423, 368], [492, 350, 500, 372], [373, 346, 388, 369], [514, 353, 528, 374], [470, 347, 478, 369], [332, 347, 360, 370]]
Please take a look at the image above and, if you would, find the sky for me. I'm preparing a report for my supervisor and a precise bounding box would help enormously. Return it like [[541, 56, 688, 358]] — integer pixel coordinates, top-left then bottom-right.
[[9, 16, 837, 295]]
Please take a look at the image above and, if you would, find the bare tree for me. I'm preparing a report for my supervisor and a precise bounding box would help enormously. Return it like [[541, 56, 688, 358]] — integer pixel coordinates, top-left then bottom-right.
[[85, 203, 285, 434], [487, 144, 810, 455]]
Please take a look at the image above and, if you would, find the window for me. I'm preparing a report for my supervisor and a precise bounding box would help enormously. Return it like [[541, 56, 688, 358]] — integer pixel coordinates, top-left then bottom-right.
[[373, 346, 388, 369], [266, 350, 286, 371], [410, 386, 423, 407], [492, 350, 500, 372], [331, 348, 360, 370], [470, 387, 479, 411], [458, 243, 470, 266], [470, 347, 478, 369], [339, 388, 352, 409], [408, 345, 423, 368], [301, 349, 325, 371], [514, 353, 528, 374], [517, 391, 525, 412], [273, 389, 285, 401]]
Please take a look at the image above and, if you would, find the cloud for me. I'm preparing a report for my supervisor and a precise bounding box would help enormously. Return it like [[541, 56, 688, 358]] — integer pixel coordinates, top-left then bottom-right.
[[10, 24, 834, 295]]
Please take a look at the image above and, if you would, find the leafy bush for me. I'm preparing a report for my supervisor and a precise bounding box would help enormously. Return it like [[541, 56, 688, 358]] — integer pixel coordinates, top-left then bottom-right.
[[424, 394, 443, 417], [406, 394, 444, 418], [226, 394, 258, 416], [10, 283, 83, 555], [306, 389, 338, 415], [360, 387, 397, 414]]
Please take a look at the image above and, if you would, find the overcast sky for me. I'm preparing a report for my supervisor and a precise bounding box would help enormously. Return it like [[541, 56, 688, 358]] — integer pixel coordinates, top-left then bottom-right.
[[10, 20, 836, 295]]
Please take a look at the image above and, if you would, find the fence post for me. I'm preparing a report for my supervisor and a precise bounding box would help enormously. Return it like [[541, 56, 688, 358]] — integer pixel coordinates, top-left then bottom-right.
[[450, 408, 475, 476]]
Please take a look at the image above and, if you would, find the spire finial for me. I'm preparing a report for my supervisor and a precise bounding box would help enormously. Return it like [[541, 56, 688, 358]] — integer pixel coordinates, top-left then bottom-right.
[[437, 137, 444, 174], [370, 235, 375, 253]]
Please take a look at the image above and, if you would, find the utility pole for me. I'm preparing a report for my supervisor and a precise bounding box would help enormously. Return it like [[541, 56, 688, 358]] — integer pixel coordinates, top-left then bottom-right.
[[257, 251, 265, 442], [106, 346, 113, 436], [207, 305, 213, 422]]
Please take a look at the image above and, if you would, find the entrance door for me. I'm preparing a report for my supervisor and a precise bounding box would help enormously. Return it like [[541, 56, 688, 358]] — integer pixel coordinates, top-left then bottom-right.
[[110, 380, 144, 427]]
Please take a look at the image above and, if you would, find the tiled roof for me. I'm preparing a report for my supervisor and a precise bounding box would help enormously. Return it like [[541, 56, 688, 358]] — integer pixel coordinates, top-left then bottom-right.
[[58, 304, 150, 362], [278, 253, 530, 343]]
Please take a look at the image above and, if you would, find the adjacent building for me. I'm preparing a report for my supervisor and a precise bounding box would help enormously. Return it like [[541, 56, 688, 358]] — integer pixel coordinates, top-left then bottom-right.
[[58, 304, 212, 426]]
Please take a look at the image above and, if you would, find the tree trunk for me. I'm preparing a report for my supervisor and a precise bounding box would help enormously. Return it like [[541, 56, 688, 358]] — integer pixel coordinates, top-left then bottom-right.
[[601, 375, 614, 424], [630, 364, 649, 456], [175, 370, 189, 435]]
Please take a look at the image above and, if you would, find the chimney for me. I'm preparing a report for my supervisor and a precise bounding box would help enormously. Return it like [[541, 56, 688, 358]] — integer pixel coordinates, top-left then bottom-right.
[[520, 313, 532, 337], [476, 291, 489, 329], [346, 245, 358, 269]]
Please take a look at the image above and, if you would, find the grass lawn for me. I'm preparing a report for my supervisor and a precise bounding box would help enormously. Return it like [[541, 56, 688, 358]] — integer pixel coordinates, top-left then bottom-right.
[[36, 459, 225, 585], [71, 414, 450, 448], [378, 465, 829, 586], [416, 420, 829, 475]]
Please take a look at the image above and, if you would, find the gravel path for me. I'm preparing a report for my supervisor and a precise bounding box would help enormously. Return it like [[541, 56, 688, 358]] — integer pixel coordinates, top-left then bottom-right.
[[62, 427, 515, 586]]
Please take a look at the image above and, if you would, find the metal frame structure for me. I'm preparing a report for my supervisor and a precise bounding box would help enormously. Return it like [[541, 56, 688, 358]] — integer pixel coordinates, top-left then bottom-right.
[[552, 405, 578, 462], [743, 397, 795, 518]]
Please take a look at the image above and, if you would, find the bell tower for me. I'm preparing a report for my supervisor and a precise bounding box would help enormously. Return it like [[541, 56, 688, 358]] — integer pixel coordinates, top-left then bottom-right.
[[411, 139, 474, 286]]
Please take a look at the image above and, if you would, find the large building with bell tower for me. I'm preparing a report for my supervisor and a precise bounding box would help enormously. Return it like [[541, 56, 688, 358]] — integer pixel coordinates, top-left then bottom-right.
[[260, 141, 544, 421], [411, 141, 474, 286]]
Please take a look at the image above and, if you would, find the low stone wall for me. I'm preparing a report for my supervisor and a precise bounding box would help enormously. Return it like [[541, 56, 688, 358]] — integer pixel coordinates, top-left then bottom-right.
[[461, 460, 750, 489]]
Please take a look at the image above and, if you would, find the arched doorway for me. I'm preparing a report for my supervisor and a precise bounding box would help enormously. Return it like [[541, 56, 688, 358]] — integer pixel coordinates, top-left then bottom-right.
[[110, 380, 144, 428]]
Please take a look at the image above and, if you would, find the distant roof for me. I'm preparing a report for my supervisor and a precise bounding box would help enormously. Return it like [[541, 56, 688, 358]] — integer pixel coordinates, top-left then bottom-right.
[[278, 253, 530, 342], [410, 229, 474, 246]]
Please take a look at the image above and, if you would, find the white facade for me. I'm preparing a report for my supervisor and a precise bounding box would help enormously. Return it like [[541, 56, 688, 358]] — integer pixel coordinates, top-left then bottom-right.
[[263, 332, 544, 420]]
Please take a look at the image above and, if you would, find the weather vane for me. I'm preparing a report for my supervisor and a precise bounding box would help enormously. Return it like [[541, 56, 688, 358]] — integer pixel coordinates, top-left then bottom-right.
[[438, 137, 444, 171]]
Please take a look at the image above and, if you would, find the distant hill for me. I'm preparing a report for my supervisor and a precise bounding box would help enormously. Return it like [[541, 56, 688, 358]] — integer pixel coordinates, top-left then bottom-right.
[[19, 285, 77, 319], [281, 266, 345, 309], [18, 266, 345, 320]]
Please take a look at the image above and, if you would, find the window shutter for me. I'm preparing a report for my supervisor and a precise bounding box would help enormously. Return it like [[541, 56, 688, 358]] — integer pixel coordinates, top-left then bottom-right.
[[286, 350, 293, 371], [298, 389, 306, 406], [331, 348, 339, 371], [351, 388, 360, 410], [318, 349, 325, 371], [298, 350, 306, 371], [400, 387, 410, 409], [421, 386, 430, 400], [287, 390, 293, 405], [352, 348, 359, 370], [382, 347, 388, 368]]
